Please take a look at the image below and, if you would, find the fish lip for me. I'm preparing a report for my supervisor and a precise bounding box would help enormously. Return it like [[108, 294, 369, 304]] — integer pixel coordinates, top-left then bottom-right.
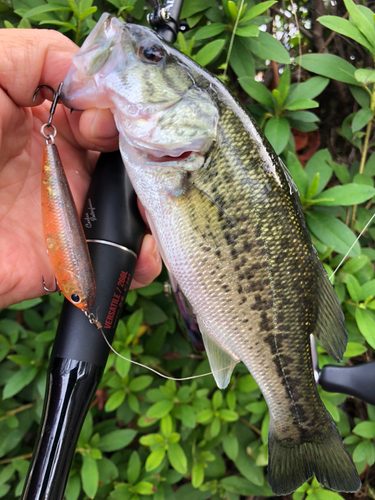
[[143, 150, 194, 163]]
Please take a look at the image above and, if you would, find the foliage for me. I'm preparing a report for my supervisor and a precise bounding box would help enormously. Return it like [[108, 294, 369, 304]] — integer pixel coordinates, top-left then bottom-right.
[[1, 0, 375, 499]]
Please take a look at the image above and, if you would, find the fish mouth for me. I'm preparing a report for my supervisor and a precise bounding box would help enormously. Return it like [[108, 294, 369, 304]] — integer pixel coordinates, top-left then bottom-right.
[[145, 151, 194, 163]]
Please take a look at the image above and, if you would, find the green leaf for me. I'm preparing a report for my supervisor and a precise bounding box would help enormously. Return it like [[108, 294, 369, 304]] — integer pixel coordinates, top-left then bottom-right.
[[65, 474, 81, 500], [222, 434, 239, 460], [342, 255, 369, 274], [39, 19, 77, 30], [167, 443, 188, 475], [230, 37, 255, 78], [81, 455, 98, 499], [115, 348, 131, 378], [353, 421, 375, 438], [3, 366, 38, 400], [286, 111, 320, 123], [134, 481, 155, 495], [305, 212, 360, 257], [318, 16, 373, 52], [345, 274, 362, 303], [328, 160, 350, 185], [236, 374, 259, 392], [194, 39, 226, 66], [343, 342, 367, 358], [355, 308, 375, 349], [161, 414, 173, 438], [99, 429, 137, 452], [105, 390, 126, 413], [240, 1, 276, 23], [343, 0, 375, 50], [354, 68, 375, 85], [196, 409, 214, 423], [352, 108, 374, 133], [192, 462, 205, 488], [301, 150, 333, 195], [246, 31, 290, 64], [7, 298, 43, 310], [180, 0, 215, 19], [128, 375, 153, 392], [285, 99, 319, 111], [306, 173, 320, 200], [264, 116, 290, 154], [299, 54, 358, 85], [361, 279, 375, 300], [353, 439, 375, 465], [314, 490, 349, 500], [145, 447, 166, 471], [218, 409, 239, 422], [238, 77, 273, 107], [288, 77, 329, 102], [313, 184, 375, 206], [139, 433, 164, 446], [127, 309, 143, 338], [147, 400, 174, 419], [21, 3, 70, 18], [212, 390, 223, 410], [194, 23, 227, 40], [349, 84, 371, 109], [227, 0, 238, 22], [174, 404, 196, 428], [286, 152, 308, 197], [235, 24, 259, 37]]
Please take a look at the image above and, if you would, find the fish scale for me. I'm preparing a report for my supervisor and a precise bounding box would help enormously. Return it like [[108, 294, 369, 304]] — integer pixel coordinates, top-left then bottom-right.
[[61, 13, 360, 495]]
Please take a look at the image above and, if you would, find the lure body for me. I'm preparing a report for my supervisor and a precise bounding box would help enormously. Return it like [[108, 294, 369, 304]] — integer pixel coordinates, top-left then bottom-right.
[[41, 143, 95, 311]]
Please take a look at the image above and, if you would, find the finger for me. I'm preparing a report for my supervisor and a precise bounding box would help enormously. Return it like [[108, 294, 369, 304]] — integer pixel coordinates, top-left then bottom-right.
[[0, 29, 78, 107], [67, 108, 119, 152], [130, 234, 162, 289]]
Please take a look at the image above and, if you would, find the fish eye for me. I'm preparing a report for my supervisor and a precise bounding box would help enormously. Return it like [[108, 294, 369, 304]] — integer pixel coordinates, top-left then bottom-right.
[[138, 42, 165, 64], [70, 293, 81, 304]]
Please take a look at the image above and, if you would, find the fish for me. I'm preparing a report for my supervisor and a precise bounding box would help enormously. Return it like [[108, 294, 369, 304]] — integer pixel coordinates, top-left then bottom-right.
[[41, 140, 96, 311], [61, 13, 361, 495]]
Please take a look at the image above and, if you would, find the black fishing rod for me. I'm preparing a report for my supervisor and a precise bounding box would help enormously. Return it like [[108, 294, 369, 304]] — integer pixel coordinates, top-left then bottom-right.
[[21, 4, 183, 500]]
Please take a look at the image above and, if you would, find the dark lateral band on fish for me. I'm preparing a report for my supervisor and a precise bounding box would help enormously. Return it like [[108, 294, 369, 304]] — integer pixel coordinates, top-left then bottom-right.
[[60, 13, 361, 496]]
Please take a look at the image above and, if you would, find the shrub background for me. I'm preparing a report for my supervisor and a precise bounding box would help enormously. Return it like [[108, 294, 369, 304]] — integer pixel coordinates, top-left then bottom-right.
[[0, 0, 375, 499]]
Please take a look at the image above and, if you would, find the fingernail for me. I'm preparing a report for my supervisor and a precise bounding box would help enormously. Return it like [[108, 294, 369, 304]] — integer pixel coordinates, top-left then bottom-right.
[[90, 109, 118, 140]]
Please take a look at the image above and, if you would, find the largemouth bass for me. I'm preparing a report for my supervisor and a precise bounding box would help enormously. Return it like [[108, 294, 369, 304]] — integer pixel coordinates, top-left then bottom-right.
[[62, 14, 361, 495]]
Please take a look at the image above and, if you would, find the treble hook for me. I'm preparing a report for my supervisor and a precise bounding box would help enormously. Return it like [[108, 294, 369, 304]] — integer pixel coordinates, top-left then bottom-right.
[[33, 82, 64, 128]]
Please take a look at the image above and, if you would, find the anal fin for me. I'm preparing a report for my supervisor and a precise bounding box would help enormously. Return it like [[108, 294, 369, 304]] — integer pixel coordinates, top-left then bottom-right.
[[313, 266, 347, 362], [198, 318, 239, 389]]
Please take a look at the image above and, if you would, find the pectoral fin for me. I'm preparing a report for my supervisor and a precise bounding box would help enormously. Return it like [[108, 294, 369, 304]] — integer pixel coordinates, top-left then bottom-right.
[[198, 318, 239, 389]]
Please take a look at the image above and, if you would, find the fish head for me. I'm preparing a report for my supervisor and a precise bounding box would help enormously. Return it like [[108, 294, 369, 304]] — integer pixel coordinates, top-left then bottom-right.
[[62, 14, 219, 165]]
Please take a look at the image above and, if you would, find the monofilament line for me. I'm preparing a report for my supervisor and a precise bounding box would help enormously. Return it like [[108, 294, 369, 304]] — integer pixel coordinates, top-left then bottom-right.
[[99, 326, 218, 381], [329, 212, 375, 281]]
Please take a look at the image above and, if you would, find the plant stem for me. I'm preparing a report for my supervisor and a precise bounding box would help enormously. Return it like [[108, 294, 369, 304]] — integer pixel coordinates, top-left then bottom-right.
[[351, 85, 375, 228], [75, 18, 82, 45], [223, 0, 245, 80], [0, 403, 33, 423], [0, 453, 32, 465]]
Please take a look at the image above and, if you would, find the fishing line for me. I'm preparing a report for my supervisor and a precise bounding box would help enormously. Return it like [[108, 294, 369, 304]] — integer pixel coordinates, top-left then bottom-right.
[[97, 323, 221, 381], [329, 212, 375, 281]]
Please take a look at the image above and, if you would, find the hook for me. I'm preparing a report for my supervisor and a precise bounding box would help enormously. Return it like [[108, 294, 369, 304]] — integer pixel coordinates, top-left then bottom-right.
[[33, 82, 64, 128], [42, 276, 61, 294]]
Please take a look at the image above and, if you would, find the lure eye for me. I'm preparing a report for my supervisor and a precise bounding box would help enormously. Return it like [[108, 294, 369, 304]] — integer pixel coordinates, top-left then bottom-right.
[[138, 43, 165, 64], [70, 293, 81, 304]]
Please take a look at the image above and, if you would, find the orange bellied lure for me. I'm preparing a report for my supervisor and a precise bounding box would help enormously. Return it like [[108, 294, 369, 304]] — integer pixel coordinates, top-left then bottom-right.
[[36, 83, 96, 312]]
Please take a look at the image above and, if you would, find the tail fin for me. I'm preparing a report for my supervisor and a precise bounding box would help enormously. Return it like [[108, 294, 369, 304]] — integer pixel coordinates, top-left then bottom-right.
[[268, 421, 361, 496]]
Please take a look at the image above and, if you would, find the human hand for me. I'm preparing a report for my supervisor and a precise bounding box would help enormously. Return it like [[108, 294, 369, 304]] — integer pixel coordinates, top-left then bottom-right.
[[0, 29, 161, 310]]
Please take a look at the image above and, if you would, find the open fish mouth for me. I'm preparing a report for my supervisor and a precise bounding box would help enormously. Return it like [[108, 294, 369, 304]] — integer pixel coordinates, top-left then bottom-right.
[[143, 150, 194, 163]]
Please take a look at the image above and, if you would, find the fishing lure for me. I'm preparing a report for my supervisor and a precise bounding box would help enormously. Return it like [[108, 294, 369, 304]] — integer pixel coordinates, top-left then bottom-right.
[[35, 83, 96, 313]]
